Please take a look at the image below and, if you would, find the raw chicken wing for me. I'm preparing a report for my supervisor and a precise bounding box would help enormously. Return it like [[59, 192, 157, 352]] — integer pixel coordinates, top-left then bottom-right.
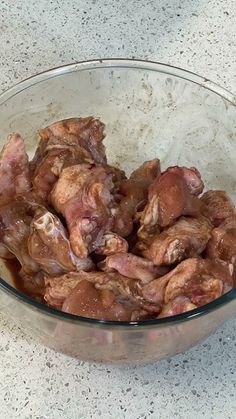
[[51, 164, 115, 257], [99, 252, 168, 283], [28, 207, 94, 275], [113, 159, 160, 237], [0, 134, 31, 207], [201, 190, 236, 227], [142, 216, 212, 265], [142, 258, 233, 307]]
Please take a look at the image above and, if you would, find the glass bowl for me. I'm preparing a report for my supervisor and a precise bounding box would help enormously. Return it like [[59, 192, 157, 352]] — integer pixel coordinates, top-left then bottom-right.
[[0, 59, 235, 364]]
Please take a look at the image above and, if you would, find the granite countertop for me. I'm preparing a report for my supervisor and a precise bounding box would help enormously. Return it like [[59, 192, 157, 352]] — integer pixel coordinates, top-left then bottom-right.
[[0, 1, 236, 418]]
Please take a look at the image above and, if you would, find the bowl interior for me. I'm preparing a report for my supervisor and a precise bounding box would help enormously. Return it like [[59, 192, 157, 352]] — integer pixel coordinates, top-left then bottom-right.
[[0, 60, 236, 292]]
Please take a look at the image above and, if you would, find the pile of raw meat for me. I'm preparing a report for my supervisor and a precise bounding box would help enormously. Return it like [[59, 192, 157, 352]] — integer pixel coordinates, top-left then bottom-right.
[[0, 117, 235, 321]]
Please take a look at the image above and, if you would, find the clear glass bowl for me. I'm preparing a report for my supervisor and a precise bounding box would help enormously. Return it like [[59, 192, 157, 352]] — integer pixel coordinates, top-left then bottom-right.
[[0, 59, 235, 364]]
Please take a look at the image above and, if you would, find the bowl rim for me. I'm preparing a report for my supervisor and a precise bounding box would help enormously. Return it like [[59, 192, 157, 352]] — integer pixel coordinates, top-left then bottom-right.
[[0, 58, 235, 329]]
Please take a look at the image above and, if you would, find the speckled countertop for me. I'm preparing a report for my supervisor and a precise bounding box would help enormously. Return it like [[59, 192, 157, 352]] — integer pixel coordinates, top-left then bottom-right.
[[0, 1, 236, 418]]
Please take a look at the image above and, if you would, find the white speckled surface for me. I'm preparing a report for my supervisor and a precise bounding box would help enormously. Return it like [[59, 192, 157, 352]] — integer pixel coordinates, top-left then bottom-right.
[[0, 1, 236, 418]]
